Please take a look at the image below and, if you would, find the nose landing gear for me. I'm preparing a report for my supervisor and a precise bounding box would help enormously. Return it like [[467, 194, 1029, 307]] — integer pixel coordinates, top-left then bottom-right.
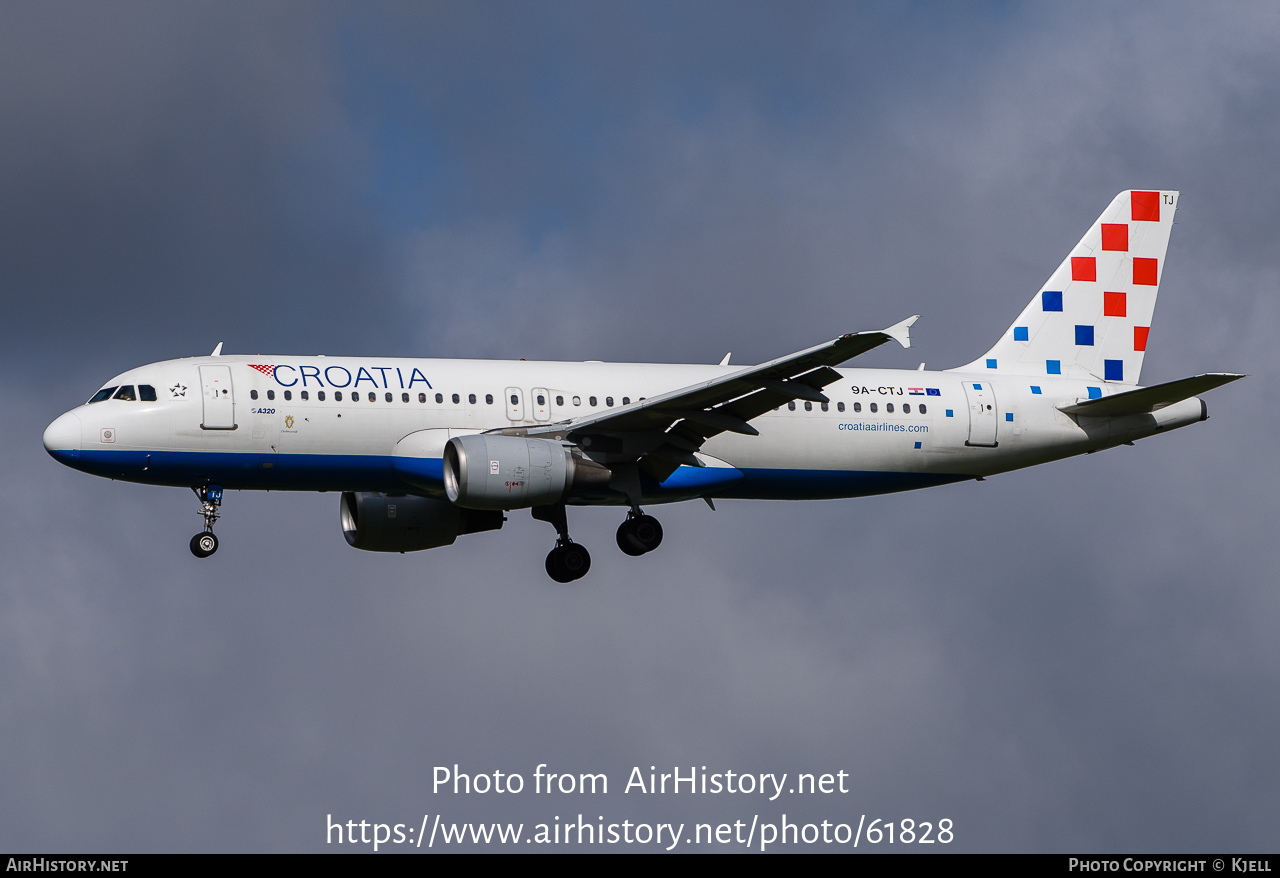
[[532, 503, 591, 583], [617, 511, 663, 556], [190, 485, 223, 558]]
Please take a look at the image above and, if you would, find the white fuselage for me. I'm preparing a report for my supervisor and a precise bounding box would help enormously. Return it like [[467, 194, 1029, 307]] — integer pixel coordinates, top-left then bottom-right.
[[43, 354, 1206, 504]]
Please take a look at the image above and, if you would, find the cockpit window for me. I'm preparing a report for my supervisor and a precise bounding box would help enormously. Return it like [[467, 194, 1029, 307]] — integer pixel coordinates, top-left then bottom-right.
[[139, 385, 157, 401], [89, 387, 118, 403], [113, 385, 136, 401]]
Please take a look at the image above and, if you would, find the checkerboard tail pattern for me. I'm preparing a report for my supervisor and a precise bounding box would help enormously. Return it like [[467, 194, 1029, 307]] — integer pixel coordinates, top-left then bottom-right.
[[958, 191, 1177, 384]]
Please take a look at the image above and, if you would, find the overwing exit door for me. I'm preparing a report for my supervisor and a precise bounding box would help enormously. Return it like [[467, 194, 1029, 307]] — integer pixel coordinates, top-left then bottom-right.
[[531, 387, 551, 421], [505, 386, 524, 421], [199, 365, 236, 430], [962, 380, 998, 447]]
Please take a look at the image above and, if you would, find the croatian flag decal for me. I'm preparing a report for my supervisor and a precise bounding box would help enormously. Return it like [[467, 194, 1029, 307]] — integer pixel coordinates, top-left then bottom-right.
[[908, 387, 925, 395]]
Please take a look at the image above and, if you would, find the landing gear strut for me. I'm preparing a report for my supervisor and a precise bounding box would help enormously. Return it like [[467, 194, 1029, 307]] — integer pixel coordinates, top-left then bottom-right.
[[533, 504, 591, 583], [190, 485, 222, 558], [617, 510, 663, 556]]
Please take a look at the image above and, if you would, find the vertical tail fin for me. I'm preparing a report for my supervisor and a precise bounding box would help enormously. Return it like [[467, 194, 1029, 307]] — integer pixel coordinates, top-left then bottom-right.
[[957, 190, 1178, 385]]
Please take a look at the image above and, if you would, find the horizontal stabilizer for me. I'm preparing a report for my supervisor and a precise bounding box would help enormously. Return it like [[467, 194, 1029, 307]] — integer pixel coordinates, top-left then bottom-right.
[[1058, 373, 1244, 416]]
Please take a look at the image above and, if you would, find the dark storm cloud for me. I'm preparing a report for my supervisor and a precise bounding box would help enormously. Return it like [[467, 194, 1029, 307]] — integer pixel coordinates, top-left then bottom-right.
[[2, 0, 1278, 852]]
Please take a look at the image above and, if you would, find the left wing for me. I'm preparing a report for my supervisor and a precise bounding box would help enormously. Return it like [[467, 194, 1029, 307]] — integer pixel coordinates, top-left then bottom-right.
[[508, 316, 918, 478]]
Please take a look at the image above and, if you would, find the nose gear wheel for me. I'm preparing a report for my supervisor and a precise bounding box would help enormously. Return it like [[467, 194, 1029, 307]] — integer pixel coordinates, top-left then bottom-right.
[[189, 485, 223, 558]]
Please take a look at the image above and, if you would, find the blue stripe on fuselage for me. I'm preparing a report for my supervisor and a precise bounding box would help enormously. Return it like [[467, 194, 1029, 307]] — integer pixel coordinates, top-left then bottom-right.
[[60, 449, 969, 501]]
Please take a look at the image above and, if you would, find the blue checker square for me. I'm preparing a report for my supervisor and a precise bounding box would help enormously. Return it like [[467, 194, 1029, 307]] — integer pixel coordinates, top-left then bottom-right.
[[1031, 385, 1042, 394], [972, 383, 982, 390], [1105, 359, 1124, 381], [914, 441, 922, 449], [1046, 360, 1061, 375], [1075, 325, 1094, 346], [1088, 386, 1102, 399], [1042, 290, 1063, 311], [1005, 412, 1013, 422], [1013, 326, 1029, 341], [945, 409, 954, 418], [986, 359, 997, 369]]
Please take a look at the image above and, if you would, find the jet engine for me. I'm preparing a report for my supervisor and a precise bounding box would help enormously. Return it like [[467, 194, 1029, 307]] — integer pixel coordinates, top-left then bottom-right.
[[443, 434, 611, 510], [340, 492, 503, 552]]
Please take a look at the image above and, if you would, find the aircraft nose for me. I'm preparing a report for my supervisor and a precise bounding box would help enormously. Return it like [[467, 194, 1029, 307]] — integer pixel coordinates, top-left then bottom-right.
[[43, 411, 83, 463]]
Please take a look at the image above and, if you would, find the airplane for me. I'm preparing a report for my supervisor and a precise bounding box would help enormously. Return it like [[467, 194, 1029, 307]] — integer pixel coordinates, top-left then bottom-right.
[[43, 190, 1242, 582]]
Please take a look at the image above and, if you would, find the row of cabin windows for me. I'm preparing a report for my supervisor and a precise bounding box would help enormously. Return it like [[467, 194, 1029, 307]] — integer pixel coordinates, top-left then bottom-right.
[[249, 389, 639, 407], [88, 385, 157, 403], [784, 400, 928, 415]]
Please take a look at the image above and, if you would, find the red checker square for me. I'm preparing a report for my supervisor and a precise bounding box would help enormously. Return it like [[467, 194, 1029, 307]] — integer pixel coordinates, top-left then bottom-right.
[[1104, 291, 1127, 317], [1134, 326, 1150, 352], [1133, 257, 1158, 285], [1071, 256, 1096, 282], [1131, 191, 1160, 222], [1101, 223, 1128, 251]]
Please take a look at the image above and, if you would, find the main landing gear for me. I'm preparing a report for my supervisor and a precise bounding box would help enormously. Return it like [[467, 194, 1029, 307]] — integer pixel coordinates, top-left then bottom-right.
[[190, 485, 223, 558], [616, 511, 663, 556], [533, 504, 591, 583], [532, 503, 665, 583]]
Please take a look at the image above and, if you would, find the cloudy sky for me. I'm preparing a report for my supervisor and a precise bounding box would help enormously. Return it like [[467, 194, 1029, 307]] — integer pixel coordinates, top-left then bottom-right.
[[2, 1, 1278, 852]]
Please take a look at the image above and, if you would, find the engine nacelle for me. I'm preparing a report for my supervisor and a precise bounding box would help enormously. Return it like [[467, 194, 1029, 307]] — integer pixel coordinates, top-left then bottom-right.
[[443, 434, 611, 509], [340, 492, 503, 552]]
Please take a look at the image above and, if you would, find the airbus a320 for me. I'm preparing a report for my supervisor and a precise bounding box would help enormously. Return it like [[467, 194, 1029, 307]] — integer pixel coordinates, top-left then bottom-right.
[[43, 191, 1241, 581]]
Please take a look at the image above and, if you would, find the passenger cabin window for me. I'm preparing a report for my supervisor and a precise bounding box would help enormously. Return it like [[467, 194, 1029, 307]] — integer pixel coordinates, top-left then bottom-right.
[[485, 394, 494, 405], [788, 401, 796, 411], [89, 387, 118, 403], [334, 391, 342, 401], [318, 391, 326, 401], [804, 401, 812, 411], [437, 393, 444, 404], [351, 392, 358, 402], [250, 390, 259, 400], [301, 390, 309, 401], [113, 386, 136, 401], [284, 390, 292, 401], [573, 396, 581, 406], [266, 389, 275, 400], [556, 395, 564, 406], [369, 392, 377, 402], [821, 402, 828, 412], [452, 393, 460, 404], [139, 385, 157, 401], [869, 402, 877, 413], [402, 392, 409, 403], [837, 402, 845, 412], [919, 404, 927, 414], [536, 394, 545, 406], [622, 397, 630, 405], [605, 397, 614, 407], [469, 393, 476, 404], [589, 396, 597, 406], [902, 403, 910, 413], [886, 403, 894, 413], [383, 392, 391, 402], [418, 393, 426, 403], [509, 394, 518, 406], [853, 402, 861, 413]]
